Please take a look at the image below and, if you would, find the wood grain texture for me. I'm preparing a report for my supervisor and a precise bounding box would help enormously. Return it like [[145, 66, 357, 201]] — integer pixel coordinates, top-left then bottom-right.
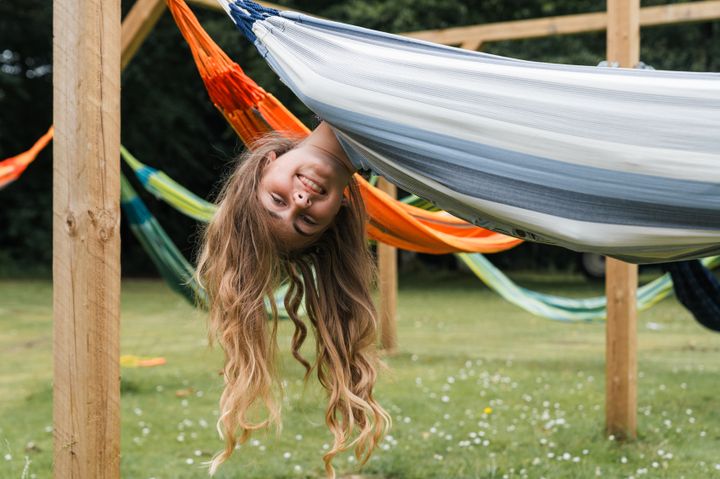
[[605, 258, 638, 439], [377, 177, 398, 353], [53, 0, 121, 476], [607, 0, 641, 67], [604, 0, 639, 441]]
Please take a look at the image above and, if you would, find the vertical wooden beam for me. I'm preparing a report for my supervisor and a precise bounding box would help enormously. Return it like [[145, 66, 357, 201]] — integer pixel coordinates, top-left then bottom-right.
[[607, 0, 640, 67], [53, 0, 121, 477], [605, 258, 638, 439], [605, 0, 639, 441], [377, 177, 398, 352]]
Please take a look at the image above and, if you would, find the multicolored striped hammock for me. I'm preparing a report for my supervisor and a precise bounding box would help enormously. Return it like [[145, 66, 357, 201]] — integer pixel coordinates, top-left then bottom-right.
[[458, 253, 720, 322], [120, 172, 295, 316], [120, 174, 203, 305], [218, 0, 720, 264]]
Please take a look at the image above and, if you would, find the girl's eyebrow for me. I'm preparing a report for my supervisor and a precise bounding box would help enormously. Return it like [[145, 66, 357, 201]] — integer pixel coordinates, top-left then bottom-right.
[[266, 209, 314, 237]]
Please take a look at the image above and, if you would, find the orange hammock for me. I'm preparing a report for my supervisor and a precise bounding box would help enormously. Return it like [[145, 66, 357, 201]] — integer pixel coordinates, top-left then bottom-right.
[[0, 127, 53, 189], [167, 0, 521, 254]]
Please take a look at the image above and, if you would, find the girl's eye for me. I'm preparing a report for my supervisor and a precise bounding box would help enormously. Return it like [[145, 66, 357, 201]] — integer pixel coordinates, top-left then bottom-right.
[[271, 194, 285, 205], [302, 215, 317, 225]]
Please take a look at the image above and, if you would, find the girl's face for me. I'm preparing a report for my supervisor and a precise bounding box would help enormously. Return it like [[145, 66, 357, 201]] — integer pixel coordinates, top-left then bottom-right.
[[258, 145, 353, 250]]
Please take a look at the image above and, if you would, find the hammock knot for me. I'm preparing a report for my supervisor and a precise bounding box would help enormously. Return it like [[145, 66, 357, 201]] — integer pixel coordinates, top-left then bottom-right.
[[228, 0, 279, 43]]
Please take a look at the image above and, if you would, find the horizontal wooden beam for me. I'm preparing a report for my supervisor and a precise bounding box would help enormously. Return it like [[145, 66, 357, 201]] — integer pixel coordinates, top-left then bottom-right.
[[407, 11, 605, 46], [404, 0, 720, 46], [186, 1, 720, 49], [188, 0, 303, 14]]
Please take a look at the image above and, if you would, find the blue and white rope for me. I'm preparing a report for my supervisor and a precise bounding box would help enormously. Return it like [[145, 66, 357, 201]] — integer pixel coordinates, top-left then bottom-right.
[[221, 0, 279, 42]]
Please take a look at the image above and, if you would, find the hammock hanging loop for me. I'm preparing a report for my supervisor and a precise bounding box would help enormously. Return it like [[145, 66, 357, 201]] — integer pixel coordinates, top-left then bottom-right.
[[225, 0, 279, 42]]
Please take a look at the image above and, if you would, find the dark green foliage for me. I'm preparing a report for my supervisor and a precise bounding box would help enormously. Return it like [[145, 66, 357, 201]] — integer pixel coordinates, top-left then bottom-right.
[[0, 0, 53, 277], [0, 1, 717, 276]]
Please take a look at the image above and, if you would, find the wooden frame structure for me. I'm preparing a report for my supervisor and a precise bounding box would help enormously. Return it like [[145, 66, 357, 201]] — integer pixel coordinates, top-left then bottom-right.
[[405, 0, 720, 48], [52, 0, 720, 476]]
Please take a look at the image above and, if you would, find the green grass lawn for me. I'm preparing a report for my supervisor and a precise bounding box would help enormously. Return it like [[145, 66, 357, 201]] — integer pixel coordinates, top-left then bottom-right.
[[1, 272, 719, 478]]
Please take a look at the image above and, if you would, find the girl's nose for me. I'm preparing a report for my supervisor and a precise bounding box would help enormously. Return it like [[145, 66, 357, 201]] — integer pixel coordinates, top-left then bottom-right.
[[293, 190, 311, 207]]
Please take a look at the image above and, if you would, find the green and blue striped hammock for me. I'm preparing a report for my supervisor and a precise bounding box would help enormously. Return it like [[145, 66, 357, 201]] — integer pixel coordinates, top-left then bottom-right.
[[120, 173, 294, 317]]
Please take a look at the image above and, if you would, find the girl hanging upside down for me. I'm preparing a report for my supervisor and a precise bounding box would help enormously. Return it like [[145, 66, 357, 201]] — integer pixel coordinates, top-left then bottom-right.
[[196, 122, 390, 477]]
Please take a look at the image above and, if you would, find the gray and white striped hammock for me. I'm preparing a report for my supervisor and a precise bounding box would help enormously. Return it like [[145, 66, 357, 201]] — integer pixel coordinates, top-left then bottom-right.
[[218, 0, 720, 263]]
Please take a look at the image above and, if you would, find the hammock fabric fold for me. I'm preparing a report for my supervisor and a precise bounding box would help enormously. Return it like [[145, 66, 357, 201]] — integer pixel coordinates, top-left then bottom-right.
[[219, 0, 720, 263], [121, 174, 203, 305], [0, 127, 53, 189], [167, 0, 521, 255], [663, 260, 720, 332]]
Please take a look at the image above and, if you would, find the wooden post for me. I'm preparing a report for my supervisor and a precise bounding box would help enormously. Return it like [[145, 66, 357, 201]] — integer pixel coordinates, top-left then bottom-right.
[[605, 0, 639, 441], [53, 0, 121, 477], [607, 0, 640, 67], [605, 258, 638, 439], [377, 177, 398, 352]]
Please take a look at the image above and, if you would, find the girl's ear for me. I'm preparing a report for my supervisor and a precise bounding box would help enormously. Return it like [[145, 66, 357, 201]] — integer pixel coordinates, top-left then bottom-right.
[[267, 151, 278, 162]]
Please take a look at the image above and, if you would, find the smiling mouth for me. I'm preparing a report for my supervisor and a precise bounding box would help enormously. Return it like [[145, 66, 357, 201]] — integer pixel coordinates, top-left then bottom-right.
[[298, 174, 326, 194]]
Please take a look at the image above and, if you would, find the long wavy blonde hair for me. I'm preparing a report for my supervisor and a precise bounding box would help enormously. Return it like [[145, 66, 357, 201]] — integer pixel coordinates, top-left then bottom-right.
[[196, 133, 390, 477]]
